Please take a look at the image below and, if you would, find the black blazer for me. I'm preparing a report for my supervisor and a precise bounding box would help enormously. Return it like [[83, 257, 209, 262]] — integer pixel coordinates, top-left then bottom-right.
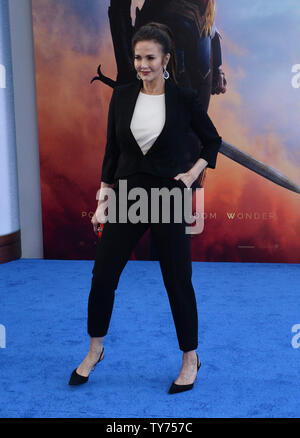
[[101, 78, 222, 185]]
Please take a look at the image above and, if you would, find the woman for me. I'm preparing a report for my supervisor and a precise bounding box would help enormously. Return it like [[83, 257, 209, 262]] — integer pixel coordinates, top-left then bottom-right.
[[69, 22, 222, 394]]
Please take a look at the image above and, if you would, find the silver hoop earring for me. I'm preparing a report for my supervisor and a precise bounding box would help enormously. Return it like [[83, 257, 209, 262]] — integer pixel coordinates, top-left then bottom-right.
[[137, 72, 142, 80], [163, 66, 169, 80]]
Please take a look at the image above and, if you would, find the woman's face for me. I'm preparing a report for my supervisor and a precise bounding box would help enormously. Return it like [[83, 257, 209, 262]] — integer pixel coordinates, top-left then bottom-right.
[[133, 40, 170, 83]]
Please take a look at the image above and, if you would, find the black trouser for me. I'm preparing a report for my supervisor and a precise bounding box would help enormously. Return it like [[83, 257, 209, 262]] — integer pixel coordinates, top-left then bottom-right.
[[87, 172, 198, 352]]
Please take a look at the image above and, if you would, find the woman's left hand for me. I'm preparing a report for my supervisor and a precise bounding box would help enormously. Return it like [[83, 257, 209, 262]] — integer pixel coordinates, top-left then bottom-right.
[[173, 170, 199, 189]]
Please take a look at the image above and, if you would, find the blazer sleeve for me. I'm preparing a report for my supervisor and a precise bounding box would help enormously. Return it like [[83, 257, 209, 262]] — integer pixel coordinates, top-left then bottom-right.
[[100, 87, 119, 184], [190, 90, 222, 169]]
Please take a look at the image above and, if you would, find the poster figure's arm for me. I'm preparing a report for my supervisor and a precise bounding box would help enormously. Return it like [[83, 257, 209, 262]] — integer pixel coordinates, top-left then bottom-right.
[[108, 0, 136, 85], [91, 0, 136, 88], [90, 64, 116, 88], [211, 25, 227, 95]]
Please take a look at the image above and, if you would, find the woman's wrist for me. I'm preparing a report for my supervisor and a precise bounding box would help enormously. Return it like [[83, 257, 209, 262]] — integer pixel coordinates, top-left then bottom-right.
[[189, 158, 208, 180], [97, 181, 113, 207]]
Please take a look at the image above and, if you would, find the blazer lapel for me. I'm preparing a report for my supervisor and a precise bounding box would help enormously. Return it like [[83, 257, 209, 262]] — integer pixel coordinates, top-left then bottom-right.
[[123, 78, 179, 157]]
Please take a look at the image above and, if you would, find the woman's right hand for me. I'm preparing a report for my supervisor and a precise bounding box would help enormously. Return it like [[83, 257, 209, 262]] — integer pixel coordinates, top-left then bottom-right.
[[91, 200, 106, 236], [92, 182, 114, 236]]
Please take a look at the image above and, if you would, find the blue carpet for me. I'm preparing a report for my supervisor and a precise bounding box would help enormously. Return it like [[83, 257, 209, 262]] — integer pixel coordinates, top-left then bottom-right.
[[0, 259, 299, 418]]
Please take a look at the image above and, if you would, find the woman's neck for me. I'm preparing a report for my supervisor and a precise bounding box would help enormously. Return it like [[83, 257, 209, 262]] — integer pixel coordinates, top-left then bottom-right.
[[141, 78, 165, 95]]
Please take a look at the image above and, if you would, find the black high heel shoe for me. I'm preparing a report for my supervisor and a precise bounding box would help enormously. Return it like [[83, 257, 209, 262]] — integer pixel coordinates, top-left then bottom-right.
[[168, 353, 201, 394], [68, 346, 104, 386]]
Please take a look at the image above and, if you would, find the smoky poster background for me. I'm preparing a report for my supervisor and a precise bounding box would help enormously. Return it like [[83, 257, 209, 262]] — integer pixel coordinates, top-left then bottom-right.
[[31, 0, 300, 262]]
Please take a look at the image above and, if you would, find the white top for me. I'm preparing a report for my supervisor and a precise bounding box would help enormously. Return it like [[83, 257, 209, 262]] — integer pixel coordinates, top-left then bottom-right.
[[130, 91, 166, 155]]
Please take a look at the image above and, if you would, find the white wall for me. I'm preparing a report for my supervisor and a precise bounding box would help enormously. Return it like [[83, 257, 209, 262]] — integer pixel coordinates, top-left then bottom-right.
[[0, 0, 20, 241], [8, 0, 43, 258]]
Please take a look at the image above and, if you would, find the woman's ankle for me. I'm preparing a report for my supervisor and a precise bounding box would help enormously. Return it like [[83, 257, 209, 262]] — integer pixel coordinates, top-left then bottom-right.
[[182, 350, 197, 361], [89, 345, 103, 355], [89, 336, 104, 353]]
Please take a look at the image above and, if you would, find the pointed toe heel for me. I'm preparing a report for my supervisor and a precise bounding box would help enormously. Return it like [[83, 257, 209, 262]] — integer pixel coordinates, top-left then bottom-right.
[[68, 368, 89, 386], [68, 346, 104, 386], [168, 381, 194, 394], [168, 353, 201, 394]]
